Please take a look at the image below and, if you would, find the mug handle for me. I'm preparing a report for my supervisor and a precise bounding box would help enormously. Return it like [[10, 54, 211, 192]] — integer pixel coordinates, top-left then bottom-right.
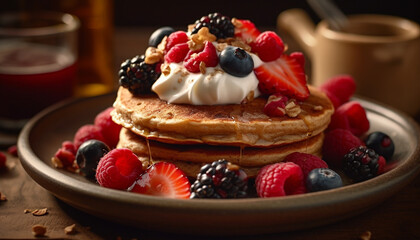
[[277, 9, 317, 59]]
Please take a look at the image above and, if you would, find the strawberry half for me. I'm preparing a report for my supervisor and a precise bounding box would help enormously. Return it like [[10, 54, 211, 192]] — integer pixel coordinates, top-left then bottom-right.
[[234, 19, 261, 44], [130, 162, 191, 199], [254, 52, 309, 100]]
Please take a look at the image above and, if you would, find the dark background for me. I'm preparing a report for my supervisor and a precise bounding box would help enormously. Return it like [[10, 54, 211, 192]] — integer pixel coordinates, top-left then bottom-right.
[[2, 0, 420, 28]]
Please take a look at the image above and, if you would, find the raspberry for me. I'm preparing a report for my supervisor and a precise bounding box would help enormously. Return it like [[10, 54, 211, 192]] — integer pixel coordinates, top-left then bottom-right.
[[255, 162, 306, 198], [165, 31, 189, 51], [252, 31, 284, 62], [96, 148, 144, 190], [319, 75, 356, 107], [164, 42, 190, 63], [343, 146, 386, 182], [94, 107, 122, 149], [322, 129, 364, 168], [328, 101, 370, 136], [0, 152, 6, 169], [284, 152, 328, 179], [53, 141, 77, 167], [263, 93, 289, 117], [73, 124, 105, 151], [184, 41, 218, 73]]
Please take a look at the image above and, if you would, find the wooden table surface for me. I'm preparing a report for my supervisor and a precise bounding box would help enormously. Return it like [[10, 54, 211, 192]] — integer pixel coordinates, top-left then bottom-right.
[[1, 28, 420, 240]]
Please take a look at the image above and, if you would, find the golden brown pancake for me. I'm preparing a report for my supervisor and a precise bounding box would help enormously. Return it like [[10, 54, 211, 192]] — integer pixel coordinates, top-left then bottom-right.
[[112, 86, 334, 147], [117, 127, 324, 177]]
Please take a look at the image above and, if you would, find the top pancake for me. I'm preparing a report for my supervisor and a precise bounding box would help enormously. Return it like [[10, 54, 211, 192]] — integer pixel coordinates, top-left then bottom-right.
[[111, 86, 334, 147]]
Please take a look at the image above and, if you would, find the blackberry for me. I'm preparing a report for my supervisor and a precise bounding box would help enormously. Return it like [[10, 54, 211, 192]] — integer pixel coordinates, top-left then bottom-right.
[[191, 13, 234, 39], [343, 146, 384, 182], [118, 55, 161, 95], [190, 159, 248, 199]]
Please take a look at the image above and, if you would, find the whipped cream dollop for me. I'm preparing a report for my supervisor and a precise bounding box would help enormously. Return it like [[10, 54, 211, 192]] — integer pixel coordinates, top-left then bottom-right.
[[151, 47, 263, 105]]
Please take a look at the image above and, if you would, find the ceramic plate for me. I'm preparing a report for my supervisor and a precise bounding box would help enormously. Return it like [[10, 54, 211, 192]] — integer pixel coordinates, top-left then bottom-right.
[[18, 92, 420, 235]]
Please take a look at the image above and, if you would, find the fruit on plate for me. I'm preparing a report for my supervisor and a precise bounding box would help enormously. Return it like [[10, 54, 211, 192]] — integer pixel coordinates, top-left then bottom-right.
[[306, 168, 343, 192], [131, 162, 191, 199], [190, 159, 248, 199]]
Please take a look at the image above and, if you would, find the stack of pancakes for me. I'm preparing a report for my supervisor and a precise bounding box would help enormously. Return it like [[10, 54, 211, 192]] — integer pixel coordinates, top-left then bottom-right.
[[111, 86, 334, 178]]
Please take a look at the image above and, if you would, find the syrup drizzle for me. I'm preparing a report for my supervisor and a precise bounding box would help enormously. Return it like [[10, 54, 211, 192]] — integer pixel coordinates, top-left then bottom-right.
[[145, 138, 153, 165]]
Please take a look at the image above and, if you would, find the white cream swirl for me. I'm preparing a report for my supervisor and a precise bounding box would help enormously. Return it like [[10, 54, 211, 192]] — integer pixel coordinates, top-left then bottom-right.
[[151, 51, 263, 105]]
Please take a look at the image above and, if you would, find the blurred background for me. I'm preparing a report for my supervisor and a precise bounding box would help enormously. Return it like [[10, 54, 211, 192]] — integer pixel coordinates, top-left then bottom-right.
[[2, 0, 419, 85], [1, 0, 419, 95]]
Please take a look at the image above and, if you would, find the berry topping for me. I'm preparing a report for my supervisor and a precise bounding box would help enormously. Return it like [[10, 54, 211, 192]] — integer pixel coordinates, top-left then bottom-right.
[[165, 31, 189, 51], [0, 152, 6, 169], [365, 131, 395, 161], [7, 145, 18, 157], [148, 26, 175, 47], [131, 162, 191, 199], [76, 140, 110, 178], [95, 148, 144, 190], [322, 129, 365, 168], [73, 124, 105, 151], [255, 162, 306, 198], [184, 41, 218, 73], [284, 152, 328, 179], [190, 159, 248, 199], [219, 46, 254, 77], [119, 55, 161, 95], [263, 93, 289, 117], [252, 31, 285, 62], [319, 75, 356, 108], [233, 19, 261, 44], [343, 146, 386, 182], [94, 107, 122, 149], [328, 101, 370, 137], [306, 168, 343, 192], [52, 141, 77, 168], [164, 42, 190, 63], [191, 13, 235, 39], [255, 53, 309, 100]]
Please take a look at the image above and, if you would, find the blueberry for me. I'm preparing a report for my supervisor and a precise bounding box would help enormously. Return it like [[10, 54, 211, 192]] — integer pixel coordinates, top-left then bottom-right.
[[148, 26, 175, 47], [219, 46, 254, 77], [365, 131, 394, 161], [76, 140, 110, 178], [306, 168, 343, 192]]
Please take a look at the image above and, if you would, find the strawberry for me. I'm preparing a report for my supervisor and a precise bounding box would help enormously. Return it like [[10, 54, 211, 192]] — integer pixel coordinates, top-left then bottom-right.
[[233, 19, 261, 44], [130, 162, 191, 199], [254, 52, 309, 100]]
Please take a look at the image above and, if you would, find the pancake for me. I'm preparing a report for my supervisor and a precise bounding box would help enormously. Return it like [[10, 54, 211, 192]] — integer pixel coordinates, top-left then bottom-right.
[[112, 85, 334, 147], [117, 127, 324, 177]]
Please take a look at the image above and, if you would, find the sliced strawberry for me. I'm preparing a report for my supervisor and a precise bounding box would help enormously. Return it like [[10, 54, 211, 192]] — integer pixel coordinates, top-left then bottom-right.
[[254, 52, 309, 100], [130, 162, 191, 199], [234, 19, 261, 44]]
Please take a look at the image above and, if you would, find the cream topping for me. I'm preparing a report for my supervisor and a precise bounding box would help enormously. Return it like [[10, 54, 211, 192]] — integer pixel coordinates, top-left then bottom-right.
[[151, 46, 263, 105]]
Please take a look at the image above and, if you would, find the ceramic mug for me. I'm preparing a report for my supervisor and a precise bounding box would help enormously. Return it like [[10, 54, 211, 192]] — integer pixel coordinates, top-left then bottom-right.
[[277, 9, 420, 116]]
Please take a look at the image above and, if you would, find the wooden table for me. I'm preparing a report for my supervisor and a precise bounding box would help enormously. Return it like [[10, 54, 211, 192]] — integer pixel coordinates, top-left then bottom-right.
[[1, 28, 420, 240]]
